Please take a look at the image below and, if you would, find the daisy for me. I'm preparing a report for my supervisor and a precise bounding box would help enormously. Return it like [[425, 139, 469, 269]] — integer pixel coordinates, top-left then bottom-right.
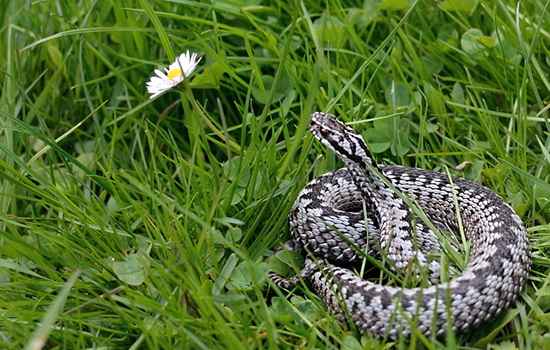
[[146, 50, 202, 99]]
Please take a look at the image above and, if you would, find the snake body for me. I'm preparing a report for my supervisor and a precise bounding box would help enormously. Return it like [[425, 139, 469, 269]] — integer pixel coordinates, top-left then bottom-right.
[[271, 112, 531, 340]]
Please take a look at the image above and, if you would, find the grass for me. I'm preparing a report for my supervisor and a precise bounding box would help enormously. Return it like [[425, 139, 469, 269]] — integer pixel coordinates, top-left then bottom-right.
[[1, 0, 550, 348]]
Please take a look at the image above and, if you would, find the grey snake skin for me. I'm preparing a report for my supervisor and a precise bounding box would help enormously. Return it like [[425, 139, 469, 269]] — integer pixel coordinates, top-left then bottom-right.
[[270, 112, 531, 340]]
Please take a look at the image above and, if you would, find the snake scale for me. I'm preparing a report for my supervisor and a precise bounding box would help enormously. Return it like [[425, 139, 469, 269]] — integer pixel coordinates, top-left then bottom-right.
[[270, 112, 531, 340]]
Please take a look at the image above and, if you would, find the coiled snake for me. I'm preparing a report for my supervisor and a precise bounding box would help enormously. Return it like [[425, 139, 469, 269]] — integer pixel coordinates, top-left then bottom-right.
[[270, 112, 531, 340]]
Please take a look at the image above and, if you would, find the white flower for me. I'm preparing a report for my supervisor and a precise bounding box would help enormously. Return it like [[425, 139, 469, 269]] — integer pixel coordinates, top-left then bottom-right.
[[146, 50, 202, 99]]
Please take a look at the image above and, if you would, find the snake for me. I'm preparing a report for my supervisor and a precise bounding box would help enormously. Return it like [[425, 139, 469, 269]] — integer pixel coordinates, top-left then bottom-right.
[[270, 112, 531, 340]]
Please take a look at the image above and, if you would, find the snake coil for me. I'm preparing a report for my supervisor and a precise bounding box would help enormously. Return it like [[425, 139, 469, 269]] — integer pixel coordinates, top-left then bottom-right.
[[270, 112, 531, 340]]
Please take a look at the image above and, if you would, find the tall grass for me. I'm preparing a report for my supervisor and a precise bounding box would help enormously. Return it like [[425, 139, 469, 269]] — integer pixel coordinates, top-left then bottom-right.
[[1, 0, 549, 348]]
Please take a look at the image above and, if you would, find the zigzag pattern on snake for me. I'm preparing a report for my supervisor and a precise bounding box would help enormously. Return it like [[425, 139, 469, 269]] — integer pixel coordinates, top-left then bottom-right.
[[270, 112, 531, 340]]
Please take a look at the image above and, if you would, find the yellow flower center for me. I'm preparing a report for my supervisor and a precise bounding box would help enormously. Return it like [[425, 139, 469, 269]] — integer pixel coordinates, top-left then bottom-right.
[[167, 69, 183, 82]]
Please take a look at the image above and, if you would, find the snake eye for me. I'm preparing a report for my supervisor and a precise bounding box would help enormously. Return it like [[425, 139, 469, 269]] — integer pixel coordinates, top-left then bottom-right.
[[320, 127, 329, 135]]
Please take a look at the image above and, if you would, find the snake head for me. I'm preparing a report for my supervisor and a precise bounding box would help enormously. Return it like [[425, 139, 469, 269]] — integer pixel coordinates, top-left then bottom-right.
[[309, 112, 371, 164]]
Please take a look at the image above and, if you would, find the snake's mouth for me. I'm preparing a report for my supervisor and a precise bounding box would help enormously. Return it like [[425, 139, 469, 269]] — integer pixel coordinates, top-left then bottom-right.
[[309, 112, 370, 165]]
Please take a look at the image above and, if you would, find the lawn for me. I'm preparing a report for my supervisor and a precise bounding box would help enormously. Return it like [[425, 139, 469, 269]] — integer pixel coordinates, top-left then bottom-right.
[[1, 0, 549, 349]]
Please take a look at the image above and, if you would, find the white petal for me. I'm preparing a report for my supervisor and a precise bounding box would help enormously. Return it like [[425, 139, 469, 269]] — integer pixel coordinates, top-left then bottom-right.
[[154, 69, 168, 79], [147, 76, 166, 85]]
